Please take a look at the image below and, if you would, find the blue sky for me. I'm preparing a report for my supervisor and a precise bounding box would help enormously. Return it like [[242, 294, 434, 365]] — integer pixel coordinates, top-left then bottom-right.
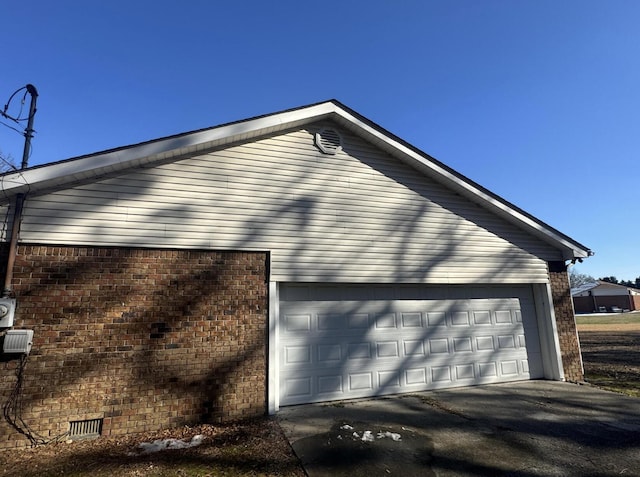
[[1, 1, 638, 281]]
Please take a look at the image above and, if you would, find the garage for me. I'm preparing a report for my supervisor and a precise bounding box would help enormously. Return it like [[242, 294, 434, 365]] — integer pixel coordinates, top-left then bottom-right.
[[0, 100, 590, 447], [279, 284, 543, 406]]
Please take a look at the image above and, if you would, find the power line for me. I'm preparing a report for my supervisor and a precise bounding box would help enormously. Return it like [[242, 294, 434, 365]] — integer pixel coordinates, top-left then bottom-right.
[[0, 119, 24, 135], [2, 85, 32, 123]]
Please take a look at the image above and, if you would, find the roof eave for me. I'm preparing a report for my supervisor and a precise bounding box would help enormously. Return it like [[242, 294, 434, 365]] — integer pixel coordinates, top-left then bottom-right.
[[0, 101, 340, 197], [0, 100, 592, 260]]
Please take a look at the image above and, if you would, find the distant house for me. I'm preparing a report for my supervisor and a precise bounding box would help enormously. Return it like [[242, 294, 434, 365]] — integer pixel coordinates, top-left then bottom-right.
[[572, 281, 640, 313]]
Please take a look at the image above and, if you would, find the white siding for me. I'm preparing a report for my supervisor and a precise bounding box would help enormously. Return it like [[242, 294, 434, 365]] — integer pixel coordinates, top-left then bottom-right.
[[16, 123, 561, 283], [0, 205, 9, 241]]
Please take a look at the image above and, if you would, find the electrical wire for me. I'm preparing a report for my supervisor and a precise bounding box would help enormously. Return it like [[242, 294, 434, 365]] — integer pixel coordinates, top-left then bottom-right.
[[12, 89, 28, 122], [2, 355, 45, 445], [2, 86, 29, 122], [0, 119, 24, 135], [2, 355, 69, 446]]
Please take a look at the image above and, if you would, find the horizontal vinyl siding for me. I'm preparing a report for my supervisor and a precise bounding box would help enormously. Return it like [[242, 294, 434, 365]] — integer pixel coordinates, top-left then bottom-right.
[[0, 205, 9, 241], [16, 124, 561, 283]]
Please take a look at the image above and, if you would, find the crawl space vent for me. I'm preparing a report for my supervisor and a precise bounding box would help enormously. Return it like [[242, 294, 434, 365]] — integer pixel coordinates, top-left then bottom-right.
[[315, 128, 342, 155], [69, 418, 103, 441]]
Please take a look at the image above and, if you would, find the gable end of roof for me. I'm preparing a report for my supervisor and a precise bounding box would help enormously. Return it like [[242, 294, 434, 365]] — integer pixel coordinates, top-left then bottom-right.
[[0, 100, 593, 261]]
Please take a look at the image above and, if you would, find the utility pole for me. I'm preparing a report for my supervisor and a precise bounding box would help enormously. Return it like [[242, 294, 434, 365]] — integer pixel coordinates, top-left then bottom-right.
[[2, 84, 38, 297], [20, 84, 38, 170]]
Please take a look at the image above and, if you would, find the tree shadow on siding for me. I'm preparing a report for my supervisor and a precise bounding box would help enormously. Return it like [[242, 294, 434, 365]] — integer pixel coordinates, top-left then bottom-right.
[[0, 122, 572, 477]]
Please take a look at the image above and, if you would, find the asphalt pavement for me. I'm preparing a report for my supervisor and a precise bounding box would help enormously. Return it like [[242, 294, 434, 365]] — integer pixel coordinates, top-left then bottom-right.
[[278, 381, 640, 477]]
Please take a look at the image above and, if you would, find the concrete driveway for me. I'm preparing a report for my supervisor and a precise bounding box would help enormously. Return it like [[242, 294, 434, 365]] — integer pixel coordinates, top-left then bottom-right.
[[277, 381, 640, 476]]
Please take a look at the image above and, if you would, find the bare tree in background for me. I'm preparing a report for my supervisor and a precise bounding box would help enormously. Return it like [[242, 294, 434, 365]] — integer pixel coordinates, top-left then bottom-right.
[[569, 269, 596, 289], [0, 149, 18, 172]]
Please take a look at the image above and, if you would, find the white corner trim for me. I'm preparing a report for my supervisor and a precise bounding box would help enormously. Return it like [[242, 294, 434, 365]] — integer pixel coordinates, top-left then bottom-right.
[[267, 281, 280, 414], [533, 283, 565, 381]]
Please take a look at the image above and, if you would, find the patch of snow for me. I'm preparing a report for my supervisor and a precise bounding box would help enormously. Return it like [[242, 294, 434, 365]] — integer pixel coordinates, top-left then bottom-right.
[[377, 431, 401, 441], [136, 434, 205, 454], [337, 426, 402, 444], [361, 430, 375, 442]]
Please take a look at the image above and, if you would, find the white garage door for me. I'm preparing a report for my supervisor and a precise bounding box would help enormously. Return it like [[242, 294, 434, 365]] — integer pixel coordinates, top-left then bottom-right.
[[279, 284, 543, 406]]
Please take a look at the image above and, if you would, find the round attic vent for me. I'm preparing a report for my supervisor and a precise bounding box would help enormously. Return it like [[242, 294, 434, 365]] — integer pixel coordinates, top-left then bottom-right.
[[315, 128, 342, 155]]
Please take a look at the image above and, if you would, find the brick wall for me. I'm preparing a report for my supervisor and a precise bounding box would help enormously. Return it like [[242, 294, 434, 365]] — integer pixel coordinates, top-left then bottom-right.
[[573, 294, 639, 313], [572, 295, 596, 314], [0, 245, 268, 450], [549, 266, 584, 382]]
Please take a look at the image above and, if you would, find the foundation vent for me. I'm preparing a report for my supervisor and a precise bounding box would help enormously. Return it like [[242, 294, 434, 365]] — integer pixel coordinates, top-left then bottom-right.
[[69, 418, 103, 441], [315, 128, 342, 155]]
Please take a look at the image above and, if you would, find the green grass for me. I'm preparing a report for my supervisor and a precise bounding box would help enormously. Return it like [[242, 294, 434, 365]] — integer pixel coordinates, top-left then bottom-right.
[[575, 312, 640, 325], [583, 372, 640, 398]]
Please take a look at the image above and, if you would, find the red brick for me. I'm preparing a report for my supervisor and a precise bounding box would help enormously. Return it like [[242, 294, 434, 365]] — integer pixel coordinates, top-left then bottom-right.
[[549, 268, 584, 382], [0, 245, 268, 450]]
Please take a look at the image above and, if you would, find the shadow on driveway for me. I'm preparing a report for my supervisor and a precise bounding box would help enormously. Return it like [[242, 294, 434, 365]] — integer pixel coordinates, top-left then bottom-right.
[[278, 381, 640, 476]]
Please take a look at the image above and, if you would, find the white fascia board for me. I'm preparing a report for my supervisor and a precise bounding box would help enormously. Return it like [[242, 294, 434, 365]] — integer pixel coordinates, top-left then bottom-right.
[[330, 106, 591, 260], [0, 102, 338, 197], [1, 149, 128, 193]]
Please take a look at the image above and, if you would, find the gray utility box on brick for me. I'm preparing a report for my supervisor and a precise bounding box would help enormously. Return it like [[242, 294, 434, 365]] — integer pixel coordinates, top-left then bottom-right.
[[3, 329, 34, 354]]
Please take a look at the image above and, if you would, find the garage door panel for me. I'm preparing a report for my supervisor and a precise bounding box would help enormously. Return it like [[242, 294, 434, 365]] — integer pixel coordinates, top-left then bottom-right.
[[318, 314, 344, 330], [431, 365, 453, 383], [285, 377, 312, 399], [501, 360, 519, 376], [374, 313, 397, 329], [498, 334, 517, 349], [475, 336, 495, 351], [378, 371, 402, 392], [404, 367, 427, 385], [452, 336, 473, 353], [451, 311, 471, 326], [401, 312, 423, 327], [455, 363, 475, 380], [352, 372, 377, 391], [318, 375, 343, 394], [348, 342, 372, 360], [279, 285, 543, 405], [284, 345, 312, 365], [283, 337, 531, 365], [495, 310, 514, 324], [473, 311, 492, 325], [376, 341, 400, 358], [426, 311, 447, 327], [515, 310, 523, 322], [403, 340, 425, 356], [478, 362, 499, 377], [429, 338, 449, 354], [348, 313, 370, 329]]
